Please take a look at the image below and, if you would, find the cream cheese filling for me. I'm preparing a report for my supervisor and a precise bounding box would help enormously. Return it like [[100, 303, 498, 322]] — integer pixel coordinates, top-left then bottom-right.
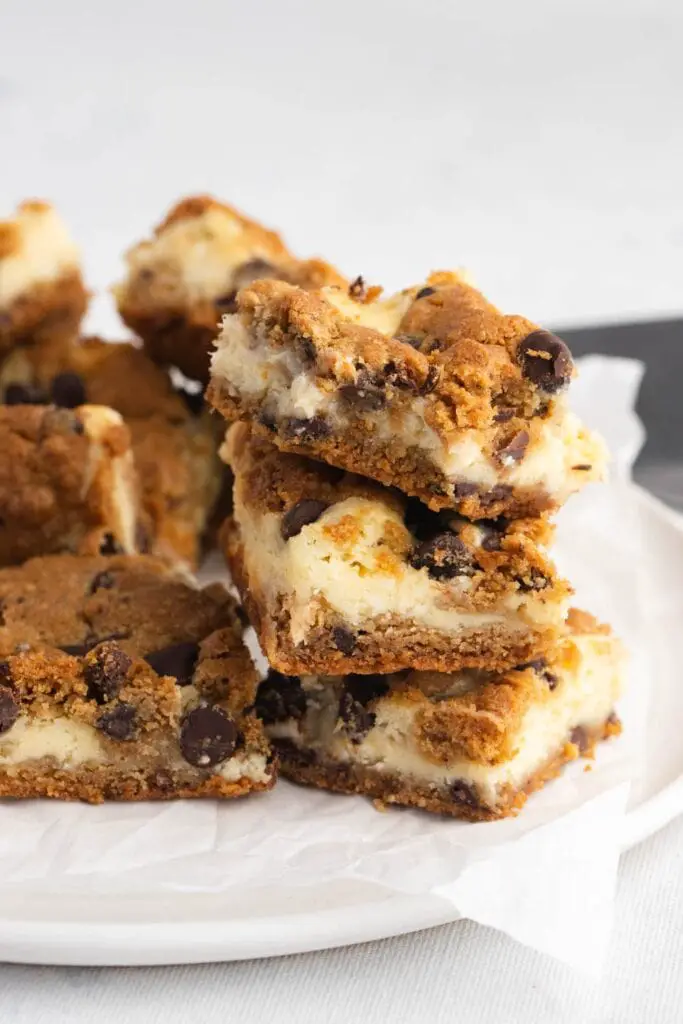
[[213, 318, 606, 497], [0, 203, 80, 308], [234, 495, 565, 645], [79, 406, 140, 554], [271, 635, 623, 806], [118, 208, 281, 304]]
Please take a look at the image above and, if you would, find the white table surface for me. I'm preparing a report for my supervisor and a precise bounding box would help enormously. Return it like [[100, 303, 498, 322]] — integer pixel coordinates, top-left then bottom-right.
[[2, 0, 683, 1018]]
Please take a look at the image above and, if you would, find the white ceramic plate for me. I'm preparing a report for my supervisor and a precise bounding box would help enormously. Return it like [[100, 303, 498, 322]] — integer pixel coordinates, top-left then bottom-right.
[[0, 485, 679, 967]]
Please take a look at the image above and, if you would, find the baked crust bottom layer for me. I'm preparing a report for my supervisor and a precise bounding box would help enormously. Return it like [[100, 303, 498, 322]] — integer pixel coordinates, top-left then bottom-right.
[[275, 716, 621, 821], [0, 760, 276, 804], [225, 519, 558, 674], [120, 307, 216, 384]]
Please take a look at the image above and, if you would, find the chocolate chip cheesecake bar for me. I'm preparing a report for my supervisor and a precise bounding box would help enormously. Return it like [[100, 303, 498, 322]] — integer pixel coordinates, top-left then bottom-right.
[[0, 404, 143, 566], [1, 337, 222, 568], [0, 201, 87, 359], [258, 609, 623, 820], [221, 423, 571, 675], [114, 195, 346, 383], [0, 554, 275, 802], [208, 273, 606, 518]]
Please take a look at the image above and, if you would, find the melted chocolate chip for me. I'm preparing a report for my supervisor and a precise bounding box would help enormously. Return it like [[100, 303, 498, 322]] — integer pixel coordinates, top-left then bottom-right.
[[420, 364, 441, 395], [517, 330, 572, 393], [496, 429, 529, 464], [85, 643, 132, 704], [338, 674, 389, 742], [273, 737, 316, 767], [144, 641, 200, 685], [409, 533, 479, 579], [478, 517, 508, 551], [283, 416, 331, 442], [415, 286, 436, 300], [255, 671, 307, 724], [4, 383, 48, 405], [281, 499, 329, 540], [349, 275, 367, 300], [50, 372, 87, 409], [99, 533, 124, 555], [88, 570, 115, 594], [517, 657, 559, 690], [570, 725, 589, 753], [479, 484, 513, 508], [517, 568, 550, 592], [339, 377, 386, 411], [452, 481, 479, 499], [332, 626, 356, 655], [180, 702, 237, 767], [0, 685, 18, 734], [214, 290, 238, 312], [96, 702, 137, 741], [450, 780, 479, 808], [493, 408, 515, 423], [394, 333, 425, 350]]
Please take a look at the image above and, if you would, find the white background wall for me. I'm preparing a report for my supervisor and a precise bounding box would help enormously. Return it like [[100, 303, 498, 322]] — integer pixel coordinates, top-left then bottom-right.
[[2, 0, 682, 335]]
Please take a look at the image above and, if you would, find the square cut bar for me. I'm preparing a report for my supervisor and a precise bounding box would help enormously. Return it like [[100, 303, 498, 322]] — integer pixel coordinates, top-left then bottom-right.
[[114, 195, 347, 383], [1, 337, 223, 568], [258, 609, 624, 820], [0, 404, 143, 566], [0, 554, 275, 802], [221, 423, 571, 675], [208, 273, 606, 519], [0, 201, 87, 360]]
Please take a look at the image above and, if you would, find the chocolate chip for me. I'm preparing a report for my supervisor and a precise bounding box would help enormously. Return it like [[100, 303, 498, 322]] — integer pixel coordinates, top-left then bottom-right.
[[232, 258, 277, 286], [0, 685, 18, 734], [338, 674, 389, 742], [450, 780, 479, 808], [50, 372, 87, 409], [518, 330, 572, 393], [60, 631, 129, 658], [415, 286, 436, 300], [214, 290, 238, 312], [4, 383, 48, 405], [97, 703, 137, 741], [420, 364, 441, 395], [349, 275, 367, 300], [452, 481, 479, 499], [332, 626, 356, 655], [178, 387, 205, 416], [494, 408, 515, 423], [255, 671, 307, 724], [339, 378, 386, 411], [517, 568, 550, 592], [59, 643, 90, 657], [478, 517, 508, 551], [517, 657, 558, 690], [85, 643, 132, 704], [395, 333, 425, 350], [409, 533, 479, 579], [496, 429, 529, 464], [144, 641, 200, 685], [281, 499, 329, 540], [180, 702, 237, 767], [570, 725, 589, 753], [99, 533, 124, 555], [572, 463, 592, 472], [479, 484, 513, 508], [283, 416, 331, 442], [274, 737, 316, 767]]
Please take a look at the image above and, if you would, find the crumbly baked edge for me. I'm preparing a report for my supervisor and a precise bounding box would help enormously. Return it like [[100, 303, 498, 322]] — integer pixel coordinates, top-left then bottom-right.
[[0, 759, 277, 804], [274, 716, 621, 821], [0, 271, 87, 355], [223, 518, 561, 674]]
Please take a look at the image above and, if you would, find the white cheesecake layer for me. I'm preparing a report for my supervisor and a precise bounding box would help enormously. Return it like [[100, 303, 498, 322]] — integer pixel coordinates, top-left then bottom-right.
[[0, 202, 80, 307], [272, 633, 624, 807]]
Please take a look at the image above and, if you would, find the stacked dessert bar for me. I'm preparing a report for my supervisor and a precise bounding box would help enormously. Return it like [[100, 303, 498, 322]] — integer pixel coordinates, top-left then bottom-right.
[[208, 271, 625, 819], [0, 193, 625, 818]]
